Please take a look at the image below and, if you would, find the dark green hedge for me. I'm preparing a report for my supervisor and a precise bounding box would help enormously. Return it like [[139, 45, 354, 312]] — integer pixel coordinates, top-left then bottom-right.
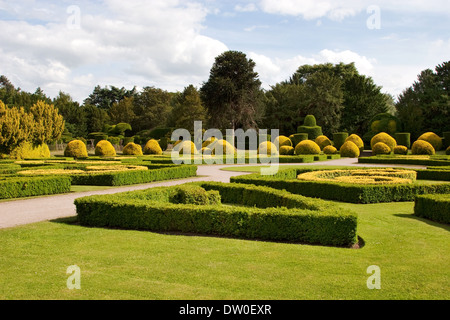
[[70, 165, 197, 186], [359, 156, 450, 166], [75, 182, 358, 247], [230, 168, 450, 203], [415, 169, 450, 181], [0, 176, 71, 199], [414, 194, 450, 224]]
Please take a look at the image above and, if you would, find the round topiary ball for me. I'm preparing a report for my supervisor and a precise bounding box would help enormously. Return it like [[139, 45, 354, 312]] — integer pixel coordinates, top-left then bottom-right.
[[340, 141, 360, 158], [201, 147, 212, 155], [143, 139, 163, 155], [417, 132, 443, 151], [304, 115, 317, 127], [274, 135, 292, 148], [95, 140, 116, 157], [258, 141, 278, 156], [279, 145, 295, 155], [371, 132, 397, 151], [64, 140, 88, 158], [394, 145, 408, 155], [315, 135, 332, 150], [372, 142, 391, 156], [122, 142, 143, 156], [323, 145, 338, 155], [411, 140, 435, 155], [295, 140, 321, 155], [210, 139, 236, 156], [202, 137, 216, 148], [175, 140, 198, 155], [346, 134, 364, 152]]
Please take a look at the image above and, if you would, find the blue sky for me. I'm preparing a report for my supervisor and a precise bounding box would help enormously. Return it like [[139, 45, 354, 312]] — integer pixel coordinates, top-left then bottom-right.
[[1, 0, 449, 102]]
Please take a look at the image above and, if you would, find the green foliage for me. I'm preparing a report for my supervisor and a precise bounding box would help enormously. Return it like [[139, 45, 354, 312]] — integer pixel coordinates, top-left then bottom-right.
[[170, 184, 221, 206], [393, 146, 408, 155], [315, 135, 332, 150], [295, 140, 321, 155], [171, 85, 208, 133], [339, 141, 360, 158], [411, 140, 435, 155], [291, 133, 308, 146], [417, 132, 443, 151], [143, 139, 163, 155], [95, 140, 116, 157], [414, 194, 450, 224], [323, 145, 338, 154], [274, 135, 292, 148], [332, 132, 348, 150], [345, 134, 364, 152], [297, 114, 323, 140], [372, 142, 391, 156], [395, 133, 411, 149], [64, 140, 88, 159], [9, 142, 51, 160], [30, 100, 65, 144], [258, 141, 278, 156], [0, 176, 71, 199], [371, 132, 397, 151], [279, 146, 295, 155], [122, 142, 143, 156], [303, 115, 317, 126]]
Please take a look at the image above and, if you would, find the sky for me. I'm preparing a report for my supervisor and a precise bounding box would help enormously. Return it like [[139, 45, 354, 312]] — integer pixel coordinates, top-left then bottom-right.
[[1, 0, 449, 103]]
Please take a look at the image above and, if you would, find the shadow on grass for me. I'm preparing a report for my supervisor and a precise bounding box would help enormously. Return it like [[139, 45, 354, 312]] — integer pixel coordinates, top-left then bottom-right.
[[394, 213, 450, 232]]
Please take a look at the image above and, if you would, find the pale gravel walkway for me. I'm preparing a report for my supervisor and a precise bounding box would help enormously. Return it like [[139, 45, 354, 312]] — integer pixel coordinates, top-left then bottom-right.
[[0, 158, 426, 229]]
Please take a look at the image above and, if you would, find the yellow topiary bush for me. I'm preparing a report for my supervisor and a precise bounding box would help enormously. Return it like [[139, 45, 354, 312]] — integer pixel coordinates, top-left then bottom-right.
[[394, 145, 408, 155], [202, 137, 216, 148], [9, 142, 51, 159], [64, 140, 88, 158], [417, 132, 443, 151], [274, 135, 292, 148], [123, 142, 143, 156], [340, 141, 360, 158], [175, 140, 198, 155], [143, 139, 163, 155], [258, 141, 278, 156], [371, 132, 397, 151], [295, 140, 321, 155], [411, 140, 435, 155], [279, 145, 294, 155], [95, 140, 116, 157], [210, 139, 236, 156], [323, 145, 338, 155], [346, 134, 364, 152], [372, 142, 391, 155], [315, 135, 332, 150], [201, 147, 212, 155]]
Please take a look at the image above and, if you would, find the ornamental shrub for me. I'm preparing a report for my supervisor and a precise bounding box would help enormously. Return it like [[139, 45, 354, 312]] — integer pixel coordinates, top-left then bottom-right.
[[371, 132, 397, 151], [297, 115, 323, 140], [143, 139, 163, 155], [332, 132, 348, 150], [274, 135, 292, 148], [170, 184, 221, 206], [9, 142, 51, 159], [315, 135, 332, 150], [258, 141, 278, 156], [340, 141, 360, 158], [345, 134, 364, 152], [447, 146, 450, 155], [372, 142, 391, 156], [95, 140, 116, 157], [122, 142, 143, 156], [210, 139, 236, 156], [64, 140, 88, 158], [174, 140, 198, 155], [279, 146, 295, 155], [304, 115, 317, 126], [394, 145, 408, 155], [411, 140, 435, 155], [394, 133, 411, 149], [202, 137, 216, 148], [323, 145, 338, 155], [444, 132, 450, 148], [291, 133, 309, 146], [417, 132, 443, 151], [295, 140, 321, 155]]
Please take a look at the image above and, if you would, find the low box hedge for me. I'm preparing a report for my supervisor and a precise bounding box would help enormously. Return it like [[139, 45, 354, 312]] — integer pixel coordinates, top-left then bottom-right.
[[74, 182, 358, 247], [358, 155, 450, 166], [414, 194, 450, 224], [415, 169, 450, 181], [0, 176, 71, 199]]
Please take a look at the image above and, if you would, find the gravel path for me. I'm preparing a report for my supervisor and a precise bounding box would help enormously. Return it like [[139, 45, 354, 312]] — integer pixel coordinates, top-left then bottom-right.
[[0, 158, 426, 229]]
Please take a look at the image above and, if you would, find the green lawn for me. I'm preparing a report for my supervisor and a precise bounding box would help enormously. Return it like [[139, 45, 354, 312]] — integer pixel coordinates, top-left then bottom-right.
[[0, 200, 448, 300]]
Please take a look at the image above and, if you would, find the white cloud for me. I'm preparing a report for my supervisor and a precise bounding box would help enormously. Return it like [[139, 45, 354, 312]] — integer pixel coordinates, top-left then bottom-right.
[[235, 3, 258, 12]]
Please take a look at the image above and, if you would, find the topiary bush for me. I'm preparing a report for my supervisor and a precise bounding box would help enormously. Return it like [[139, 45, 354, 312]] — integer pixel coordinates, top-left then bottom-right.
[[394, 133, 411, 149], [122, 142, 143, 156], [297, 115, 323, 140], [394, 145, 408, 155], [143, 139, 163, 155], [323, 145, 338, 155], [64, 140, 88, 159], [346, 134, 364, 153], [372, 142, 391, 156], [371, 132, 397, 151], [174, 140, 198, 155], [417, 132, 443, 151], [202, 137, 216, 148], [444, 132, 450, 148], [209, 139, 236, 156], [447, 146, 450, 155], [274, 135, 292, 148], [332, 132, 348, 150], [340, 141, 360, 158], [258, 141, 278, 156], [170, 184, 221, 206], [279, 146, 295, 155], [295, 140, 321, 155], [95, 140, 116, 157], [9, 142, 51, 160], [411, 140, 435, 155], [291, 133, 309, 146], [315, 135, 332, 150]]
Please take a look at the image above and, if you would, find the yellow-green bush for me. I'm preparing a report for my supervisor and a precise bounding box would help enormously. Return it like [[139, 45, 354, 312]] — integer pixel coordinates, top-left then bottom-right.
[[295, 140, 321, 155], [372, 142, 391, 156], [9, 142, 51, 159], [175, 140, 198, 155], [210, 139, 236, 156], [315, 135, 332, 150], [394, 145, 408, 155], [64, 140, 88, 158], [340, 141, 360, 158], [202, 137, 216, 148], [258, 141, 278, 156], [346, 134, 364, 152], [143, 139, 163, 155], [95, 140, 116, 157], [274, 135, 292, 148], [279, 146, 295, 155], [122, 142, 143, 156], [411, 140, 435, 155], [201, 147, 212, 155], [417, 132, 443, 151], [371, 132, 397, 151], [323, 145, 338, 155]]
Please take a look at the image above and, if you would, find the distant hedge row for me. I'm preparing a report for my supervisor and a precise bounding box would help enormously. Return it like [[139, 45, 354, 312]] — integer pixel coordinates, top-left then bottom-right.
[[0, 176, 71, 199], [358, 155, 450, 167], [75, 182, 358, 247], [414, 194, 450, 224]]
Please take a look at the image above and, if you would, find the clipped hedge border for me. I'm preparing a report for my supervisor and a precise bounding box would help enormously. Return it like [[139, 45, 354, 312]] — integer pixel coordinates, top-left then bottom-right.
[[0, 176, 71, 199], [230, 168, 450, 203], [415, 169, 450, 181], [75, 182, 358, 247], [358, 156, 450, 166], [414, 194, 450, 224]]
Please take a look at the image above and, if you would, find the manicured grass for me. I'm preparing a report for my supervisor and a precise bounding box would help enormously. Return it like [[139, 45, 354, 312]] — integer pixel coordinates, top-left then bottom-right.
[[0, 201, 448, 300]]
